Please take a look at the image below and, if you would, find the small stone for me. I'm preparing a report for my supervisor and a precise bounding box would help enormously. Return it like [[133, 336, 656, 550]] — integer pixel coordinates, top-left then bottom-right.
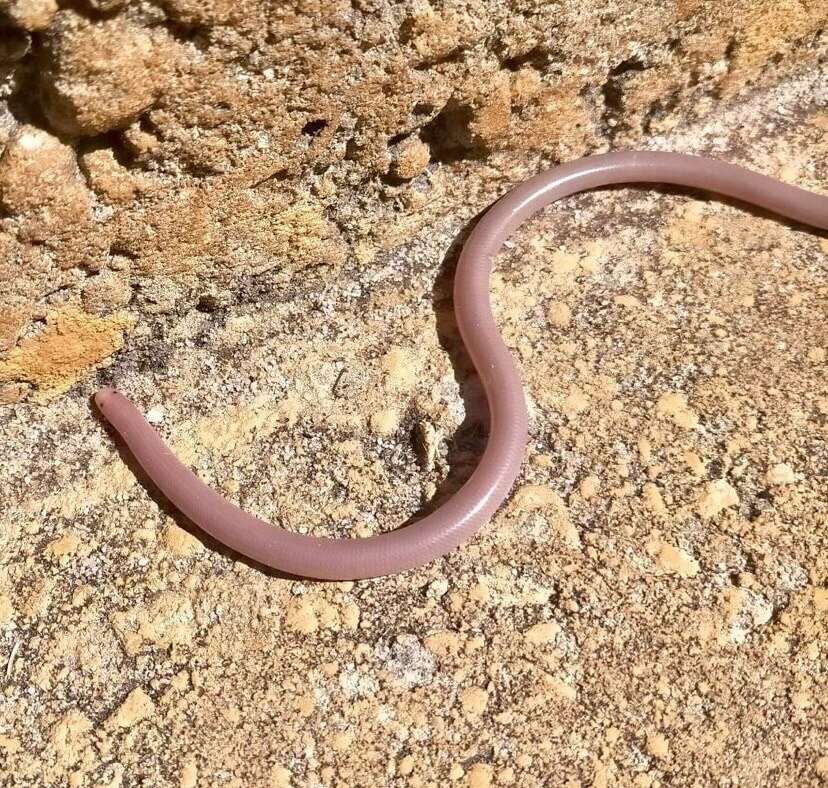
[[510, 66, 541, 105], [696, 479, 740, 519], [423, 630, 461, 658], [390, 136, 430, 179], [0, 124, 88, 217], [162, 522, 203, 557], [614, 294, 642, 308], [268, 766, 293, 788], [579, 475, 600, 500], [642, 482, 667, 515], [370, 409, 399, 435], [285, 599, 318, 634], [467, 763, 493, 788], [46, 532, 82, 560], [497, 766, 516, 785], [656, 543, 700, 578], [79, 147, 139, 203], [81, 270, 132, 315], [106, 687, 155, 729], [656, 392, 698, 429], [1, 0, 57, 31], [122, 123, 161, 157], [549, 676, 577, 700], [646, 731, 669, 759], [179, 760, 197, 788], [414, 420, 439, 471], [765, 463, 796, 486], [524, 621, 560, 645], [398, 755, 415, 776], [816, 756, 828, 779], [562, 386, 588, 415], [511, 484, 580, 547], [0, 382, 29, 404], [40, 11, 177, 136], [812, 587, 828, 612], [547, 300, 572, 328], [50, 711, 92, 766], [381, 346, 418, 390], [459, 686, 488, 717], [427, 577, 449, 598], [0, 594, 15, 625]]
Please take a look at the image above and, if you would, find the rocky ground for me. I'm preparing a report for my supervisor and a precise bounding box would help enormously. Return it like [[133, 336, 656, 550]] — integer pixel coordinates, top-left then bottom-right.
[[0, 1, 826, 786]]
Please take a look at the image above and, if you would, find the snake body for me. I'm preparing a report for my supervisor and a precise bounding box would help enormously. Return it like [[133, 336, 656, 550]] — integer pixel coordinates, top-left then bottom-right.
[[95, 151, 828, 580]]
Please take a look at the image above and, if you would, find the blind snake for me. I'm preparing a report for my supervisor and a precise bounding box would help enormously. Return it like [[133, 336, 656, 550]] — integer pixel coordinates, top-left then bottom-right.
[[95, 151, 828, 580]]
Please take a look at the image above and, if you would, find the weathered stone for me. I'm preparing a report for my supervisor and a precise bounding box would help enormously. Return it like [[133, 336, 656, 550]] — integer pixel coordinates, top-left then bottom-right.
[[39, 11, 177, 136]]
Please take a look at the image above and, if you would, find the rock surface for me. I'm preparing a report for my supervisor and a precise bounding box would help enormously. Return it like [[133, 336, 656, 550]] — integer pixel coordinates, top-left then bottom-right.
[[0, 1, 827, 786]]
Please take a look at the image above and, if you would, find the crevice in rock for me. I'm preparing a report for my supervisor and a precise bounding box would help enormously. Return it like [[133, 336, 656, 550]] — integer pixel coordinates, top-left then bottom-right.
[[642, 89, 682, 135], [300, 118, 328, 137], [412, 101, 435, 117], [600, 56, 647, 141], [51, 0, 126, 22], [500, 45, 551, 72], [76, 129, 137, 169], [4, 38, 48, 131], [419, 98, 485, 164], [249, 167, 290, 189]]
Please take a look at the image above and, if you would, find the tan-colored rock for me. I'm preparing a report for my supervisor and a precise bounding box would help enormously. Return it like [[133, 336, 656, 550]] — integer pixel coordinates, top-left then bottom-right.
[[646, 731, 670, 759], [524, 621, 561, 645], [390, 136, 431, 179], [159, 0, 241, 27], [459, 686, 488, 717], [370, 409, 399, 435], [547, 300, 572, 328], [179, 759, 198, 788], [0, 125, 87, 216], [766, 463, 796, 486], [656, 543, 700, 578], [106, 687, 154, 729], [0, 306, 131, 395], [49, 711, 91, 767], [0, 296, 30, 352], [0, 594, 14, 625], [81, 270, 132, 315], [656, 392, 699, 429], [40, 11, 177, 136], [161, 522, 204, 557], [79, 148, 140, 204], [697, 480, 740, 519], [642, 483, 667, 515], [1, 0, 56, 31], [466, 763, 494, 788]]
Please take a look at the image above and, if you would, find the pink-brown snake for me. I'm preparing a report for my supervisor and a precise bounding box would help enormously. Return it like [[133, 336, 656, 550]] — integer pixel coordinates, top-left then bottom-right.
[[95, 151, 828, 580]]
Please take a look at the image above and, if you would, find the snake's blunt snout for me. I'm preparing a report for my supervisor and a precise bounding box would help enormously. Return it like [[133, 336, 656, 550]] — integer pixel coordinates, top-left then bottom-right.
[[94, 387, 117, 412]]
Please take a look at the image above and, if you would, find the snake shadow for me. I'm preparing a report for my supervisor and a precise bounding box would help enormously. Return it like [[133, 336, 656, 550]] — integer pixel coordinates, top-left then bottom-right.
[[91, 399, 308, 581], [398, 209, 493, 526]]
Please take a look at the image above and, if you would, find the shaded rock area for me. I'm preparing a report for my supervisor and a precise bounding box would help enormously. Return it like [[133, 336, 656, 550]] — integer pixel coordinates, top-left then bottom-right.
[[0, 1, 826, 786], [0, 0, 824, 397]]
